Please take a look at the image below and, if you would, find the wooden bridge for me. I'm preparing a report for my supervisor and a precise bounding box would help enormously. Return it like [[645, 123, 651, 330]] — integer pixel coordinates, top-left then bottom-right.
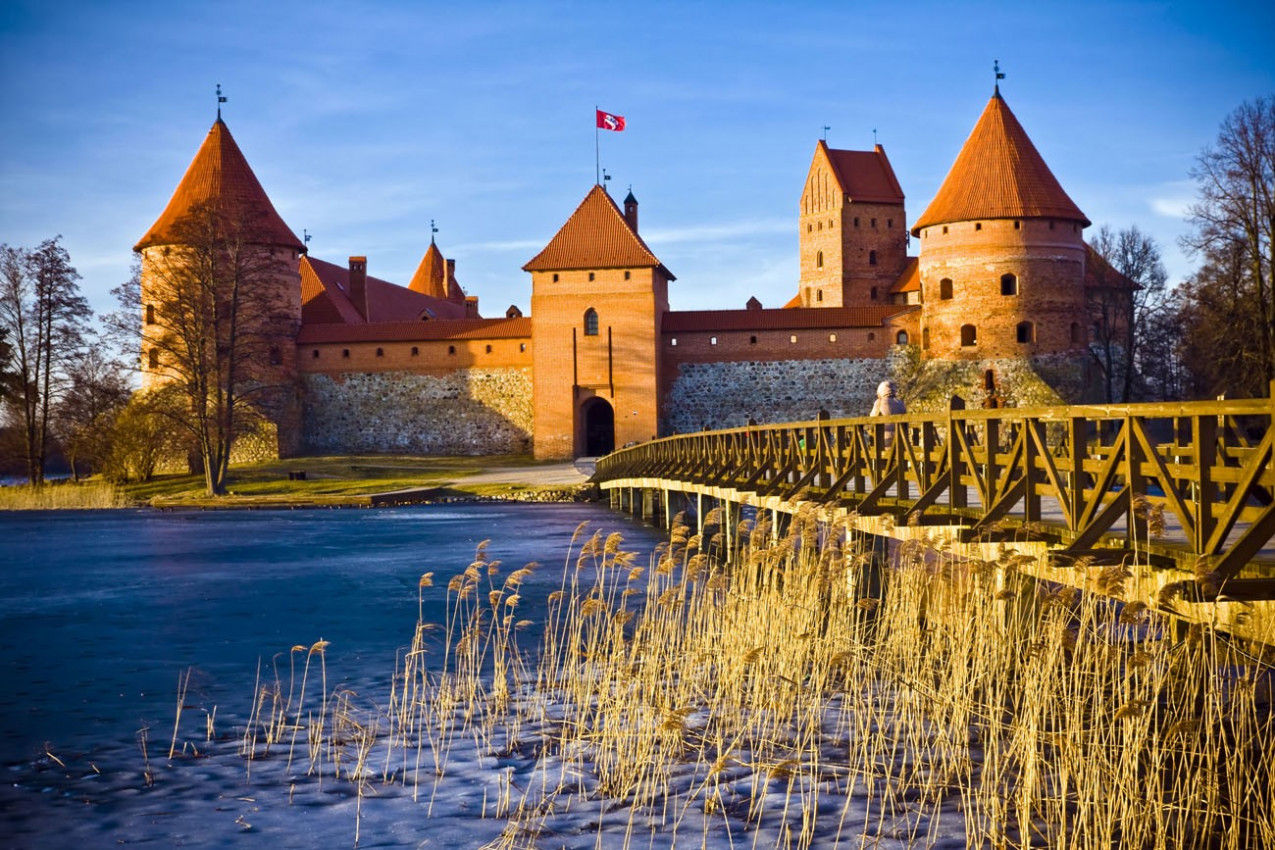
[[593, 397, 1275, 644]]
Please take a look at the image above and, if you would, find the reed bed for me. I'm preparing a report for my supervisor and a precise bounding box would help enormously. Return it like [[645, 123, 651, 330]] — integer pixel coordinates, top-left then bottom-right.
[[177, 507, 1273, 848], [0, 480, 128, 509]]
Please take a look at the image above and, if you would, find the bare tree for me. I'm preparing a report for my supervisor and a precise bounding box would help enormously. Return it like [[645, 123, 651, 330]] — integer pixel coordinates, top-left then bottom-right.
[[110, 202, 297, 495], [1088, 225, 1169, 402], [56, 334, 132, 480], [1183, 95, 1275, 397], [0, 238, 91, 484]]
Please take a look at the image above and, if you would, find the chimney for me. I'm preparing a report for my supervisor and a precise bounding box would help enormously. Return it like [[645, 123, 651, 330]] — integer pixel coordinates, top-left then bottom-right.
[[623, 190, 638, 232], [348, 256, 368, 319], [446, 259, 463, 303]]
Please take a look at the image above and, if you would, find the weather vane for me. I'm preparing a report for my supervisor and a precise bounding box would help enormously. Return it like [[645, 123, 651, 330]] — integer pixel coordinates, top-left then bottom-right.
[[994, 60, 1005, 95], [873, 128, 878, 146], [602, 168, 611, 183], [430, 219, 438, 244], [216, 83, 227, 119], [822, 125, 830, 142], [303, 228, 312, 247]]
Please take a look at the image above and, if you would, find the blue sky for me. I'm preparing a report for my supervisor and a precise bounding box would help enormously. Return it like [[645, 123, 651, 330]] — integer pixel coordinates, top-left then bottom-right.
[[1, 1, 1272, 317]]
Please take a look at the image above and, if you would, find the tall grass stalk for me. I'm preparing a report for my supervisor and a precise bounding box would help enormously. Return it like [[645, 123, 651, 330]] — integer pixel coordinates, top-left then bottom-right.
[[0, 480, 127, 510]]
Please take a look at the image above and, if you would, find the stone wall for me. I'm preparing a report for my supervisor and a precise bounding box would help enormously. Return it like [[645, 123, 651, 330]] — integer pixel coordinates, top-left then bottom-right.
[[302, 368, 533, 455], [661, 357, 888, 434]]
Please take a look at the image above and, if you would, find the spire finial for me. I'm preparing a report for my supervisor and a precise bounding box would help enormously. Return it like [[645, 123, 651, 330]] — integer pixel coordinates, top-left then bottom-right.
[[873, 128, 878, 146], [993, 60, 1005, 96], [216, 83, 227, 119], [430, 219, 438, 245], [822, 125, 830, 142]]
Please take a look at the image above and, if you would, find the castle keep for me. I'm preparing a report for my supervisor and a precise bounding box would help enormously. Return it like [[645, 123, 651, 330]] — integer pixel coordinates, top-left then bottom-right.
[[136, 89, 1114, 460]]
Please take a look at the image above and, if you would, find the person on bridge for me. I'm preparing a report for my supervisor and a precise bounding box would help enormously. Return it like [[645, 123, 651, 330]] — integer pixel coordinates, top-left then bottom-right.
[[870, 381, 906, 448]]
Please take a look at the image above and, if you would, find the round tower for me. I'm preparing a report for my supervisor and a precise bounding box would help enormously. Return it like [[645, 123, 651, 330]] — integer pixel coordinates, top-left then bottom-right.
[[912, 91, 1090, 360], [134, 116, 306, 450]]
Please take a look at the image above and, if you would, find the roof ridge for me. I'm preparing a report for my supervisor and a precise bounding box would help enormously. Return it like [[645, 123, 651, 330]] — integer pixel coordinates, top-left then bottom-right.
[[522, 185, 672, 277]]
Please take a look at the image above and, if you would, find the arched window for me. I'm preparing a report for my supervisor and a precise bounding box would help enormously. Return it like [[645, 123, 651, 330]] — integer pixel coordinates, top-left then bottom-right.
[[816, 250, 823, 269], [961, 324, 977, 347], [896, 330, 909, 345], [1070, 322, 1081, 344], [1001, 273, 1018, 296], [868, 250, 878, 266], [1016, 321, 1034, 344], [147, 348, 159, 369], [583, 308, 599, 336], [939, 278, 953, 300]]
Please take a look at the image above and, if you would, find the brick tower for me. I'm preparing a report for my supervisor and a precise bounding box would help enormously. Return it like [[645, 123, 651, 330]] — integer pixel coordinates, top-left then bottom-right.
[[912, 90, 1090, 359], [798, 142, 908, 307], [524, 186, 674, 459], [134, 116, 306, 451]]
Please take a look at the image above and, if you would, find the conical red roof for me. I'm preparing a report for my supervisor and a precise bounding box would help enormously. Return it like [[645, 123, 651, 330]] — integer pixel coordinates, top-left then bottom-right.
[[408, 241, 448, 298], [523, 185, 673, 278], [911, 94, 1088, 235], [135, 119, 304, 252]]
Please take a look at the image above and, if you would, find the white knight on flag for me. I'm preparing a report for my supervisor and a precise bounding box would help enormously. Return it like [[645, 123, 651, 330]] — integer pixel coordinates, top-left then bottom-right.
[[596, 109, 626, 131]]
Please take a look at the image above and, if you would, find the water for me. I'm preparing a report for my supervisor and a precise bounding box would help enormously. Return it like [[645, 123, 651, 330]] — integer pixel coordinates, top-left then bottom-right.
[[0, 502, 665, 845]]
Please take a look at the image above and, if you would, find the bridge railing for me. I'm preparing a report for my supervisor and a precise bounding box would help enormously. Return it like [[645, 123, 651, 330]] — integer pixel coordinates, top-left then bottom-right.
[[595, 399, 1275, 599]]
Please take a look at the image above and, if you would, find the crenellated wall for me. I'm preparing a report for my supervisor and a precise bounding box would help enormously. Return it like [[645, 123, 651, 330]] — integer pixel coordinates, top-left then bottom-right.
[[301, 368, 533, 455]]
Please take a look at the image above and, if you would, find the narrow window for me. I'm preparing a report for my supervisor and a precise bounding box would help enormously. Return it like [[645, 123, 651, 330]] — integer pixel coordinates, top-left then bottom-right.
[[312, 349, 320, 359], [940, 278, 953, 300], [588, 272, 595, 281], [1049, 221, 1056, 231], [922, 328, 929, 349], [448, 345, 456, 355], [749, 335, 757, 344], [1070, 323, 1081, 344], [583, 308, 599, 336], [485, 344, 492, 353], [942, 225, 949, 235], [411, 346, 419, 356], [624, 270, 631, 280], [342, 349, 350, 358], [375, 347, 384, 357], [147, 348, 159, 369], [816, 251, 823, 269], [1001, 273, 1018, 296], [552, 273, 559, 282], [269, 347, 282, 365], [1016, 321, 1034, 344], [868, 250, 877, 266], [710, 337, 717, 345], [817, 221, 823, 231], [670, 337, 677, 346], [975, 222, 982, 231], [853, 217, 860, 228], [790, 334, 797, 343], [887, 218, 893, 229], [519, 343, 526, 352], [829, 333, 837, 342], [145, 304, 155, 324], [961, 324, 977, 347], [870, 286, 878, 299], [816, 289, 823, 302], [1014, 220, 1021, 230], [871, 218, 877, 228], [896, 330, 909, 345], [868, 332, 875, 341]]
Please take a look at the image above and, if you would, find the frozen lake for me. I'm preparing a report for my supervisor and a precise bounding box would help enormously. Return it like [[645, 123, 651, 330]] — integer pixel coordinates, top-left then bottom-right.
[[0, 503, 667, 848]]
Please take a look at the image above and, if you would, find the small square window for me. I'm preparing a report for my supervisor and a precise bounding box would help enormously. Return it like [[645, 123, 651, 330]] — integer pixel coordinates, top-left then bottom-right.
[[519, 343, 526, 352], [710, 337, 717, 345], [624, 270, 631, 280], [871, 218, 877, 228], [790, 334, 797, 344], [375, 347, 384, 357], [588, 272, 595, 281], [829, 333, 836, 342], [552, 273, 559, 282], [342, 349, 350, 358], [411, 346, 419, 356], [975, 222, 982, 231], [448, 345, 456, 355], [670, 338, 677, 346], [749, 335, 757, 344], [312, 349, 320, 359], [485, 344, 492, 353]]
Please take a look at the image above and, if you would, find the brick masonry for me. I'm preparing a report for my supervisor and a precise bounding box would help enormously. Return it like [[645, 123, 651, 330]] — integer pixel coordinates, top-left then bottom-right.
[[301, 368, 533, 455]]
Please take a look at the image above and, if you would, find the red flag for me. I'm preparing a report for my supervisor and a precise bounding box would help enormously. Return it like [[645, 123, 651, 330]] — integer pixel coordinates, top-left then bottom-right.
[[596, 109, 626, 132]]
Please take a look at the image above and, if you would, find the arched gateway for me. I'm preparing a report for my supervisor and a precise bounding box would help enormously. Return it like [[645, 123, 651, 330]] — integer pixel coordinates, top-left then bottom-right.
[[582, 397, 615, 457]]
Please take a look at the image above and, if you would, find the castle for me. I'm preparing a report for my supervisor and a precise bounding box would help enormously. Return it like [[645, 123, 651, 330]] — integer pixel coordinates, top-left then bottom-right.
[[136, 87, 1117, 461]]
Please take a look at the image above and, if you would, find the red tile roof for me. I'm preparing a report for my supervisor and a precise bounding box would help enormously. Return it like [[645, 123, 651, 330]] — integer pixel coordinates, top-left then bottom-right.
[[408, 241, 449, 298], [300, 256, 468, 325], [135, 119, 304, 252], [523, 185, 674, 278], [662, 304, 912, 333], [821, 143, 905, 204], [911, 94, 1089, 235], [891, 257, 920, 293], [297, 317, 531, 344]]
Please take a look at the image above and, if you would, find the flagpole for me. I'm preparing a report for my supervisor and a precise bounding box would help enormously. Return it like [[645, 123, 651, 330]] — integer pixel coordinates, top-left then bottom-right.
[[594, 105, 600, 185]]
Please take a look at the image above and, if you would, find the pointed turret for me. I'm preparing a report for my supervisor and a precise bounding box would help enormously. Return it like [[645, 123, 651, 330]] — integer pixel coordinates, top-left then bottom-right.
[[911, 93, 1088, 235], [408, 241, 449, 298], [135, 118, 304, 252]]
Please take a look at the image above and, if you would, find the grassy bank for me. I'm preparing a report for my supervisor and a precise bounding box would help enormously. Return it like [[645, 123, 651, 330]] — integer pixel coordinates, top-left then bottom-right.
[[0, 480, 130, 510]]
